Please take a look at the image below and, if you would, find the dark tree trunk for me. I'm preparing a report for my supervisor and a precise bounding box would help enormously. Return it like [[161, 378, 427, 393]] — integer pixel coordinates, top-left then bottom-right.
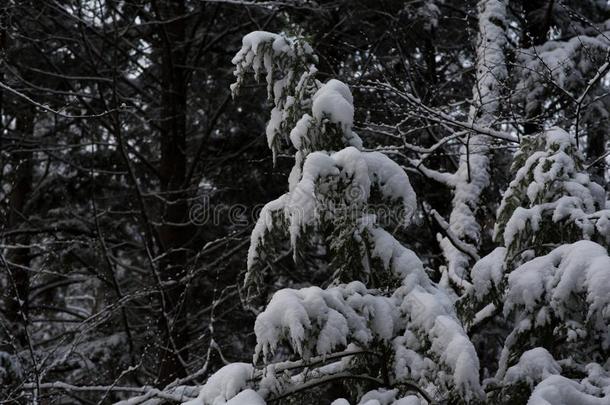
[[424, 34, 437, 88], [1, 6, 33, 351], [4, 110, 34, 350], [155, 0, 190, 386], [521, 0, 554, 135], [586, 120, 606, 186]]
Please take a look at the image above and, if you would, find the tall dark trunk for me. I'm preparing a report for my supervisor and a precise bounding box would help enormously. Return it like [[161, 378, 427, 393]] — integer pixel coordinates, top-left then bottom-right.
[[1, 5, 33, 352], [586, 120, 606, 186], [4, 110, 34, 350], [521, 0, 554, 135], [424, 35, 437, 88], [155, 0, 190, 386]]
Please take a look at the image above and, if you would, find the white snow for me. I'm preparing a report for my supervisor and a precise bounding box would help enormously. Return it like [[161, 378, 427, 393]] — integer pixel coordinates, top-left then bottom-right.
[[331, 390, 422, 405], [496, 240, 610, 381], [527, 375, 610, 405], [505, 240, 610, 331], [312, 79, 354, 132], [289, 114, 313, 150], [504, 348, 561, 387], [286, 146, 417, 252], [225, 389, 265, 405], [246, 195, 288, 271], [470, 247, 506, 300], [253, 282, 397, 360], [183, 363, 254, 405]]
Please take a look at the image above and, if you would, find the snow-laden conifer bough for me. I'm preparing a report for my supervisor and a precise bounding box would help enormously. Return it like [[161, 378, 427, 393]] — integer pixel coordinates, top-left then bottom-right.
[[174, 30, 483, 405]]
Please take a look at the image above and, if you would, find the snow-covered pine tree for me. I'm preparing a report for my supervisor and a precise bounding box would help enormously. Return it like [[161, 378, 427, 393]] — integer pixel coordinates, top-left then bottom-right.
[[495, 127, 609, 259], [460, 127, 610, 403], [231, 32, 367, 302], [184, 31, 483, 405], [491, 240, 610, 403], [461, 127, 609, 320]]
